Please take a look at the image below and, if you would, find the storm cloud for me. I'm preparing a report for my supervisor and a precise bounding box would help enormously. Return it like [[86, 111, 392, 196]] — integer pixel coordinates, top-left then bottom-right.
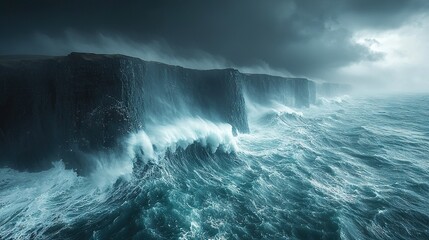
[[1, 0, 428, 83]]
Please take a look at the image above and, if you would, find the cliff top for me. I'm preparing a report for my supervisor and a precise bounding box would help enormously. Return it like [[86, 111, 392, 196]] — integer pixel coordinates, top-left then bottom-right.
[[0, 52, 241, 74], [0, 52, 308, 81]]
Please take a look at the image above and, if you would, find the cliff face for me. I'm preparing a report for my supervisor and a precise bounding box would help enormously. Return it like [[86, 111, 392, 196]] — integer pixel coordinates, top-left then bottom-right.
[[0, 53, 248, 171], [0, 54, 138, 170], [241, 74, 314, 108], [135, 61, 248, 133], [308, 81, 317, 105], [0, 52, 317, 172], [293, 78, 311, 108]]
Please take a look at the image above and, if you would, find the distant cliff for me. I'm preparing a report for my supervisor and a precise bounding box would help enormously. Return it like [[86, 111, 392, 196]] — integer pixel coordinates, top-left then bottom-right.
[[241, 74, 314, 107], [317, 82, 352, 97], [0, 53, 318, 172]]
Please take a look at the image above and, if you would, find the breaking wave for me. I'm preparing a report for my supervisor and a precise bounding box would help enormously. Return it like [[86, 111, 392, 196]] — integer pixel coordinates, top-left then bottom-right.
[[1, 95, 429, 239]]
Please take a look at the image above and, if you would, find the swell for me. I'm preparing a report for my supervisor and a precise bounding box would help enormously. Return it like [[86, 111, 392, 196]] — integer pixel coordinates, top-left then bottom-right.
[[1, 95, 429, 239]]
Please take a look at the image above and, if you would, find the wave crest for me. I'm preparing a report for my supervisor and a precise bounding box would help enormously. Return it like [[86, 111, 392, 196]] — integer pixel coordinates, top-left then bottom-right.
[[127, 118, 238, 163], [317, 95, 350, 105]]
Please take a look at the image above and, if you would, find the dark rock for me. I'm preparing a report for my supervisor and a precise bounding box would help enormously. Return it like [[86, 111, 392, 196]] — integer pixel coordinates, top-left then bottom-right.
[[0, 53, 248, 171], [0, 52, 317, 172]]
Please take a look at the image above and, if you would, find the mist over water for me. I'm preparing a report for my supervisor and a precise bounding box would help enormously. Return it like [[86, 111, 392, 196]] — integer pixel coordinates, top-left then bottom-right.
[[0, 93, 428, 239]]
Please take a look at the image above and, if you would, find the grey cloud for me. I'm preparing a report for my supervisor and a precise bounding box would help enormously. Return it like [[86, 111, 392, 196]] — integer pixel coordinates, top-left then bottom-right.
[[0, 0, 427, 80]]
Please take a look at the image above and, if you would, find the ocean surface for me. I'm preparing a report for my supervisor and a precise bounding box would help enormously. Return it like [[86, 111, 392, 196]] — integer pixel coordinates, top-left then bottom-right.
[[1, 94, 428, 239]]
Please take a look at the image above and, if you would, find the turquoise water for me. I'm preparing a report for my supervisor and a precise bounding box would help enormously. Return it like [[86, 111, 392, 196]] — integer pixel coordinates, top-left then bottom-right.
[[1, 95, 428, 239]]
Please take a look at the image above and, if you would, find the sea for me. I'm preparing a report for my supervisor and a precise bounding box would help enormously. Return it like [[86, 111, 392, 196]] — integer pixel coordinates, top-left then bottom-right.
[[1, 94, 428, 239]]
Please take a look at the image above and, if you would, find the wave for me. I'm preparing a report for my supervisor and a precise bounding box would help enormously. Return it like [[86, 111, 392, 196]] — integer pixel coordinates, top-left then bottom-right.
[[317, 95, 350, 105], [0, 162, 82, 239], [2, 94, 429, 239], [79, 117, 240, 187], [127, 118, 238, 163], [246, 100, 304, 124], [247, 99, 303, 116], [0, 118, 240, 238], [0, 117, 240, 190]]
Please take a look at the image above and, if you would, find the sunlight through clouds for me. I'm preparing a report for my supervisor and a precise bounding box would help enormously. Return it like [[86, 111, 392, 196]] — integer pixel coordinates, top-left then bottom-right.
[[337, 14, 429, 92]]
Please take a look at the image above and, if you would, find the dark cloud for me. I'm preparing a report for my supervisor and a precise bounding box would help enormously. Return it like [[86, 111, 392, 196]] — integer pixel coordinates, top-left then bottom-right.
[[339, 0, 429, 29], [0, 0, 427, 79]]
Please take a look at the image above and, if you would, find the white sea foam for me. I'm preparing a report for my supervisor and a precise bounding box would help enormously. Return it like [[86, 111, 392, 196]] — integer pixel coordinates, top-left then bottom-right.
[[88, 152, 134, 188], [269, 101, 304, 117], [2, 95, 429, 239], [127, 118, 238, 163], [246, 100, 304, 121], [0, 162, 88, 238], [318, 95, 350, 105]]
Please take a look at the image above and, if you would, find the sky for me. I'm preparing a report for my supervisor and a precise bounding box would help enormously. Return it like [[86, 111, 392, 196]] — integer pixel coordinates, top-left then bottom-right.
[[1, 0, 428, 91]]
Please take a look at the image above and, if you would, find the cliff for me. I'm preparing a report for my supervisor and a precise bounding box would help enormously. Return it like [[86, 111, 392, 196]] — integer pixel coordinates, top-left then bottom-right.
[[0, 53, 248, 171], [241, 74, 314, 107], [0, 52, 316, 172]]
